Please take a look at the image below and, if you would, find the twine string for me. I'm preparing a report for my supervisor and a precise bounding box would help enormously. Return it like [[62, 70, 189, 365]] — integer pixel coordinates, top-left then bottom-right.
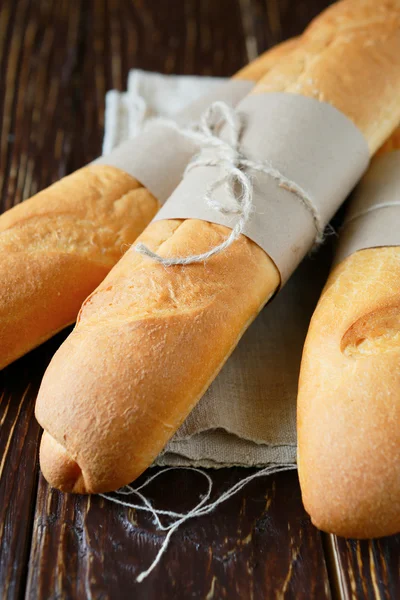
[[135, 101, 324, 266], [101, 463, 297, 583]]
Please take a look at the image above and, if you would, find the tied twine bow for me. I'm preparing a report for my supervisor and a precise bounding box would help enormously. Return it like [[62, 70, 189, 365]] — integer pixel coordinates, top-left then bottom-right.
[[135, 101, 324, 266]]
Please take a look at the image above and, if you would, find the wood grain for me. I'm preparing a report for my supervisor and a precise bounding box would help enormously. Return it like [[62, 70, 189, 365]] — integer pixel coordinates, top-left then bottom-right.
[[69, 0, 249, 168], [0, 373, 40, 600], [0, 333, 70, 600], [0, 0, 249, 212], [26, 470, 331, 600], [326, 535, 400, 600], [0, 1, 399, 599]]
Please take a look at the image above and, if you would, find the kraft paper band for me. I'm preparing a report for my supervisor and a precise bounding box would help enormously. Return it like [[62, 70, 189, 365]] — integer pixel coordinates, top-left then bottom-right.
[[153, 93, 370, 284], [335, 151, 400, 265], [92, 79, 253, 204]]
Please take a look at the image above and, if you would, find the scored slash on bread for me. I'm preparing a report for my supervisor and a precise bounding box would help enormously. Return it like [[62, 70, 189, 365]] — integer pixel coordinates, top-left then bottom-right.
[[35, 0, 400, 495], [298, 126, 400, 539]]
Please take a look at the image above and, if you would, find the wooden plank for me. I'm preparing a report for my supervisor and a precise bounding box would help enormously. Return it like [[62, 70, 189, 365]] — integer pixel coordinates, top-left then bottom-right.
[[26, 470, 331, 599], [325, 535, 400, 600], [0, 333, 71, 600], [0, 0, 84, 211], [0, 369, 40, 600]]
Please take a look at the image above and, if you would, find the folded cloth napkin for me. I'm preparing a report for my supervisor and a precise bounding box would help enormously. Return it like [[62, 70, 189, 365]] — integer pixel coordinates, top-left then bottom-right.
[[103, 70, 226, 153], [103, 70, 327, 470]]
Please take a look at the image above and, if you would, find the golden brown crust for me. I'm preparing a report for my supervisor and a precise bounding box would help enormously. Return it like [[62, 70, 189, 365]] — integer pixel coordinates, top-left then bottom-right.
[[298, 128, 400, 538], [37, 219, 279, 492], [0, 165, 159, 369], [298, 247, 400, 538], [253, 1, 400, 153], [37, 0, 400, 494], [40, 431, 86, 493]]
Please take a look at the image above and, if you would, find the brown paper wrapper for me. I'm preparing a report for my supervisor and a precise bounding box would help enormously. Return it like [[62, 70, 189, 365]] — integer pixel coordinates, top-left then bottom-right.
[[335, 151, 400, 265], [92, 79, 253, 204], [154, 93, 369, 284]]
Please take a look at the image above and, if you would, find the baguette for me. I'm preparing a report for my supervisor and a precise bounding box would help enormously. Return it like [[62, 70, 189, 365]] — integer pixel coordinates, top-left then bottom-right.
[[0, 42, 295, 371], [297, 127, 400, 539], [36, 0, 400, 494]]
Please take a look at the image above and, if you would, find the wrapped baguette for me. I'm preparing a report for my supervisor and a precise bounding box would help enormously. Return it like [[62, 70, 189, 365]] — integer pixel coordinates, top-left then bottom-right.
[[298, 127, 400, 539], [0, 42, 296, 371], [36, 0, 400, 494]]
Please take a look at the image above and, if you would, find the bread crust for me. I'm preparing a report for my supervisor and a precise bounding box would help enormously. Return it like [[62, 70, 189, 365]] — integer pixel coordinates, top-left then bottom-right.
[[233, 38, 298, 81], [298, 247, 400, 538], [36, 0, 400, 493], [0, 165, 159, 369], [298, 127, 400, 538]]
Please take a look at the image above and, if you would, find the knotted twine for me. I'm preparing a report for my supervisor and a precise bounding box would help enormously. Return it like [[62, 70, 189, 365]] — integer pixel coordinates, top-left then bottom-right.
[[135, 100, 325, 265]]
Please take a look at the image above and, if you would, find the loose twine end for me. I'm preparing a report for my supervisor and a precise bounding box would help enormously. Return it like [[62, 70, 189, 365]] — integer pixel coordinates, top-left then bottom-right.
[[101, 463, 297, 583], [135, 101, 325, 266]]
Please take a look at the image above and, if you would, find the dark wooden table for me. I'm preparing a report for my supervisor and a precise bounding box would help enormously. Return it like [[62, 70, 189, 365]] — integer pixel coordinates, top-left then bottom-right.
[[0, 1, 399, 598]]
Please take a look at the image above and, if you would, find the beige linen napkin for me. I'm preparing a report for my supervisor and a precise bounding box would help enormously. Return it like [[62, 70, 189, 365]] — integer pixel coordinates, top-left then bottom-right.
[[104, 70, 331, 470]]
